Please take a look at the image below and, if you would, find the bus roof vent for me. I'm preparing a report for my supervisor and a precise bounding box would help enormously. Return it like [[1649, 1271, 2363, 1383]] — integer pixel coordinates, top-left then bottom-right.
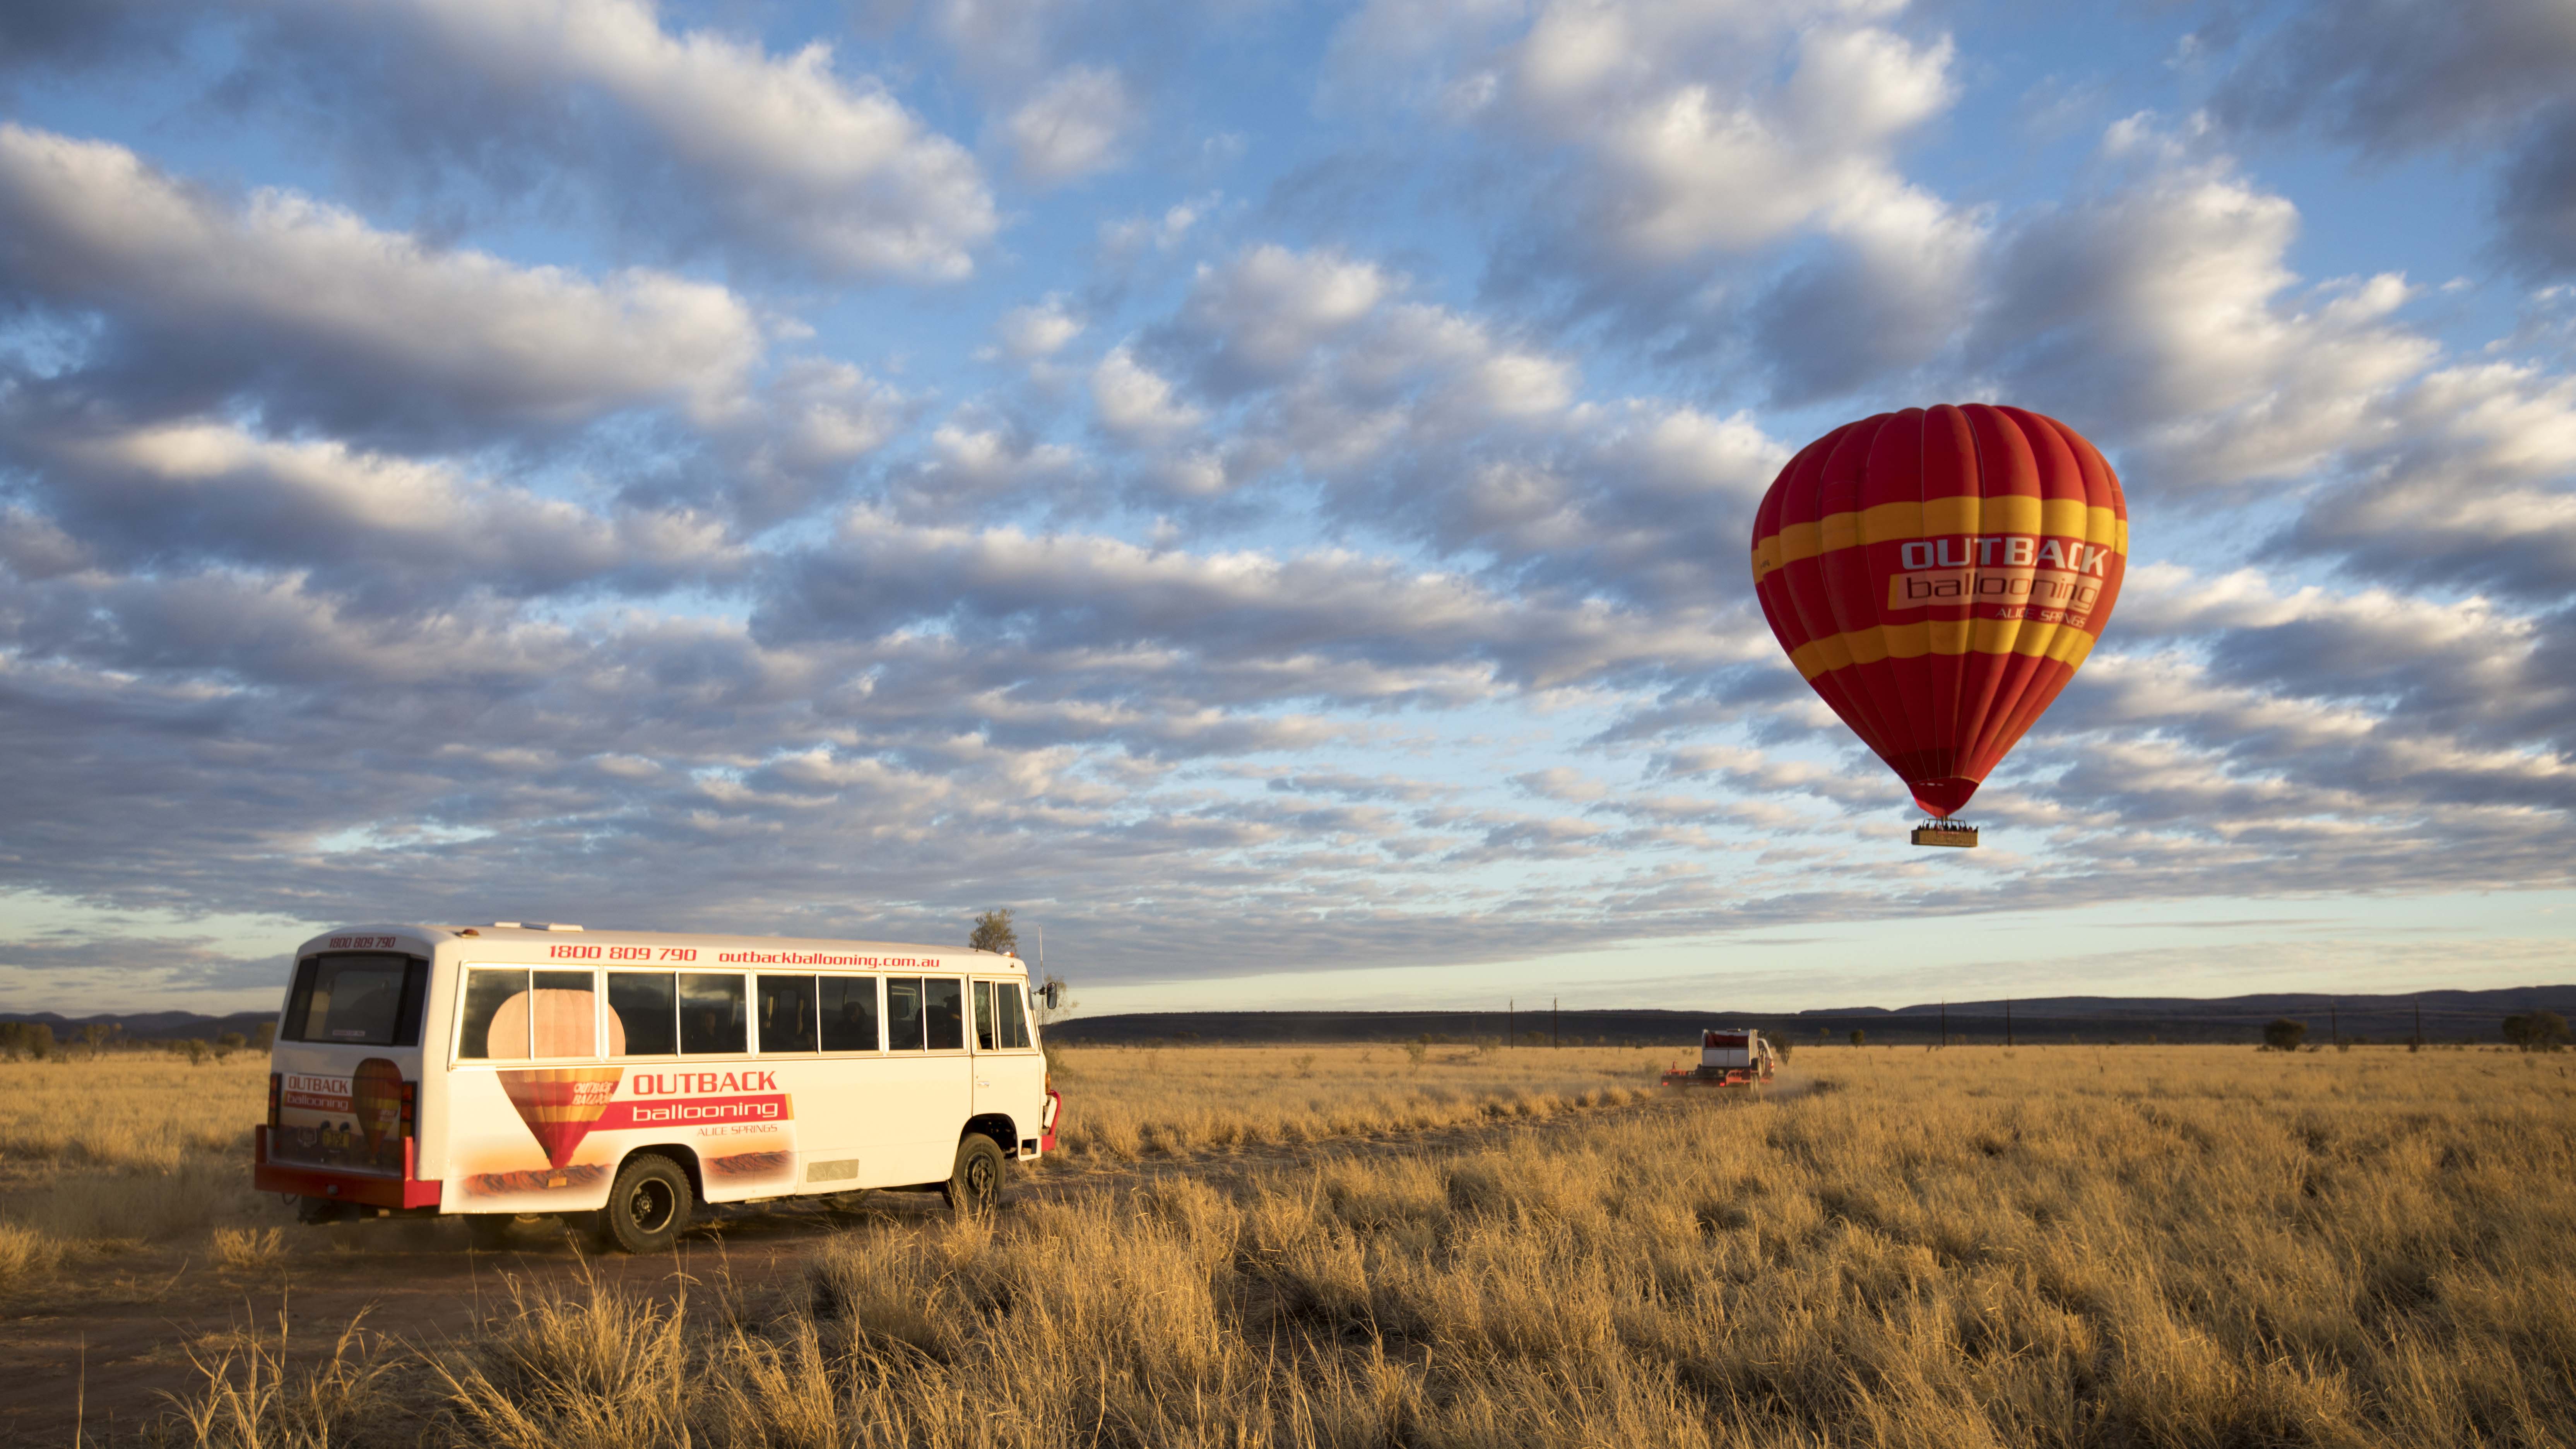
[[537, 922, 584, 931], [489, 921, 521, 929]]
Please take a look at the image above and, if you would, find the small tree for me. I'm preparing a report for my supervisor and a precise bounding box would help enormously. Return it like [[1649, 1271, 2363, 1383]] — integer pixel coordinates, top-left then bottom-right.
[[967, 908, 1019, 956], [2262, 1018, 2308, 1052], [79, 1022, 118, 1057], [1, 1023, 56, 1061], [2502, 1010, 2570, 1052], [1848, 1028, 1866, 1047], [253, 1022, 277, 1051]]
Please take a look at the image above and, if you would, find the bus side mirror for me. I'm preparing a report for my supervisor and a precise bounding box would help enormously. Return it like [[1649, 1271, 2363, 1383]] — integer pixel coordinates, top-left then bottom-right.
[[1041, 982, 1061, 1009]]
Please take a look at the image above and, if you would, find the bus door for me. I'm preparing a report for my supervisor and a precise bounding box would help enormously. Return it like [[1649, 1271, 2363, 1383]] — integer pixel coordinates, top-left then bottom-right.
[[867, 975, 971, 1185], [970, 979, 1042, 1149]]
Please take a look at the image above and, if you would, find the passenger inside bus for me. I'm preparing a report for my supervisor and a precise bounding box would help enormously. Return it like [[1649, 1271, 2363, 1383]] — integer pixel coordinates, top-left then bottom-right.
[[886, 978, 924, 1050], [758, 974, 818, 1053], [819, 976, 879, 1051]]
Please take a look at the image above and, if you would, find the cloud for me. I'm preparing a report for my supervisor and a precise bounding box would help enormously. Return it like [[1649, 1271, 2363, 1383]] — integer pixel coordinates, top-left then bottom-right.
[[1090, 346, 1204, 443], [1751, 174, 1986, 402], [0, 124, 765, 443], [1004, 65, 1139, 184], [876, 415, 1085, 523], [0, 416, 741, 608], [1325, 0, 1977, 378], [2202, 0, 2576, 279], [994, 295, 1086, 359], [1173, 245, 1392, 394], [756, 512, 1739, 698], [0, 0, 182, 72], [2205, 0, 2576, 152], [2496, 104, 2576, 279], [1970, 138, 2434, 488], [242, 0, 998, 280], [2266, 361, 2576, 602]]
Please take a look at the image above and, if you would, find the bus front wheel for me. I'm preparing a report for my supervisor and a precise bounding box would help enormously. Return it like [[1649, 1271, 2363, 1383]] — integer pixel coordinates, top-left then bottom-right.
[[943, 1136, 1004, 1215], [597, 1155, 693, 1254]]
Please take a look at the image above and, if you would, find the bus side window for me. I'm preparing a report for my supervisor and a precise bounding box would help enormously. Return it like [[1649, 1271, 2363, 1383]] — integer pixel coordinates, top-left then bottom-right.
[[972, 981, 996, 1050], [679, 973, 748, 1055], [532, 970, 602, 1059], [609, 974, 677, 1057], [886, 978, 925, 1051], [459, 968, 530, 1059], [924, 979, 965, 1051], [819, 977, 880, 1052], [758, 975, 818, 1054], [998, 980, 1030, 1049]]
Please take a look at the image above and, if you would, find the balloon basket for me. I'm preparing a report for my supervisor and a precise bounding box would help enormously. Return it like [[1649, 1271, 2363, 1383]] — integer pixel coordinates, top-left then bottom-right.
[[1911, 820, 1979, 848]]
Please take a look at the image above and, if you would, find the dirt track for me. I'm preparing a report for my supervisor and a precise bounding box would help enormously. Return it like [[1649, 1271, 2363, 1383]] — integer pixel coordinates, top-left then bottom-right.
[[0, 1081, 1798, 1443]]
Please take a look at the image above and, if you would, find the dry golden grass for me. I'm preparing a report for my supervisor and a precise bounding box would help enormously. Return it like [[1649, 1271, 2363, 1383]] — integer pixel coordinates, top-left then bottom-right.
[[0, 1056, 272, 1288], [153, 1042, 2576, 1447], [1047, 1042, 1673, 1160]]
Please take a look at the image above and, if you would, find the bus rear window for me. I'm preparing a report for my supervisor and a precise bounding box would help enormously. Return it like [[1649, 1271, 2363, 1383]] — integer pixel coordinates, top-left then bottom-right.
[[284, 953, 426, 1046]]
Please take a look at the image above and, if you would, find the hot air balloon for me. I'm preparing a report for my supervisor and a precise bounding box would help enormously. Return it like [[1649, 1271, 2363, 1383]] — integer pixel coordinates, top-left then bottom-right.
[[498, 1067, 624, 1170], [351, 1057, 404, 1159], [1749, 405, 2127, 843]]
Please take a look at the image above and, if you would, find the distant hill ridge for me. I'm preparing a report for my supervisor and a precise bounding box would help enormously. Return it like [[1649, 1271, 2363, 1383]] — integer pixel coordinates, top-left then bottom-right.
[[1046, 985, 2576, 1047], [8, 984, 2567, 1047], [0, 1009, 276, 1042]]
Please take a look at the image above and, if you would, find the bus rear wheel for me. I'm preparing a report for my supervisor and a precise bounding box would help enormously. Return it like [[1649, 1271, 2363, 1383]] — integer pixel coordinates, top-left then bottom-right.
[[596, 1155, 693, 1254], [942, 1136, 1004, 1215]]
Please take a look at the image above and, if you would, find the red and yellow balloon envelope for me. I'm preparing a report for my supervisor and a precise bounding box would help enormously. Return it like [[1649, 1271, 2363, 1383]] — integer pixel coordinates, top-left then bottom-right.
[[1750, 405, 2127, 830]]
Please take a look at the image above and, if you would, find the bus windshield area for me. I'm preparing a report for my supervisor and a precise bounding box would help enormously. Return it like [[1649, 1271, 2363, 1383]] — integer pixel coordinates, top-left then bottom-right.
[[284, 953, 426, 1046]]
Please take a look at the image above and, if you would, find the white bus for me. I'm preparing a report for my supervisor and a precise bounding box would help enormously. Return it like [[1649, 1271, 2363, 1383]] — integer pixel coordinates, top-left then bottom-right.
[[254, 922, 1060, 1251]]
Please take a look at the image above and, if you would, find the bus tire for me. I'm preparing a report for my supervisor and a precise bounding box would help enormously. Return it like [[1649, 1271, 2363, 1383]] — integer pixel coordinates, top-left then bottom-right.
[[942, 1135, 1004, 1215], [598, 1154, 693, 1254]]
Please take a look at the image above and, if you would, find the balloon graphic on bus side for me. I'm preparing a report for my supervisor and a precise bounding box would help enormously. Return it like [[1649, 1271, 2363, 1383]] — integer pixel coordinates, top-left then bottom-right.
[[351, 1057, 403, 1155], [488, 981, 630, 1169], [498, 1068, 625, 1169], [1749, 404, 2128, 821]]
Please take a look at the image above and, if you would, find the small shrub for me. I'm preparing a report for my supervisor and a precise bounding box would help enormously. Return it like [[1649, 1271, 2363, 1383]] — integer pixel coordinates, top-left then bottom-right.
[[1849, 1029, 1866, 1047], [2263, 1018, 2308, 1052], [2502, 1010, 2569, 1052], [212, 1227, 287, 1272]]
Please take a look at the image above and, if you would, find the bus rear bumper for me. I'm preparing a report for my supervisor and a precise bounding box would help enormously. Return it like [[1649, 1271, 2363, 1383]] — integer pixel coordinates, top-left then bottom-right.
[[254, 1126, 443, 1209]]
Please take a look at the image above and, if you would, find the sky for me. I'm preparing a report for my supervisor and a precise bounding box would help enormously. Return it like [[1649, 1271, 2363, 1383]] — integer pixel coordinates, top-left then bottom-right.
[[1, 0, 2572, 1019]]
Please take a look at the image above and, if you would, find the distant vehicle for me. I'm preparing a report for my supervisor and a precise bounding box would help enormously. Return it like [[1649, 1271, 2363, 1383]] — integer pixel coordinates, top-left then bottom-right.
[[1660, 1028, 1777, 1091], [256, 922, 1060, 1251]]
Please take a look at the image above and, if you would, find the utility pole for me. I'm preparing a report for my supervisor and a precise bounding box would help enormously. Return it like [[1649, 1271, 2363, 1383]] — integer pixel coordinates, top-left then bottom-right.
[[2004, 998, 2014, 1048], [1552, 997, 1559, 1049], [1508, 999, 1514, 1048], [1940, 999, 1948, 1049]]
